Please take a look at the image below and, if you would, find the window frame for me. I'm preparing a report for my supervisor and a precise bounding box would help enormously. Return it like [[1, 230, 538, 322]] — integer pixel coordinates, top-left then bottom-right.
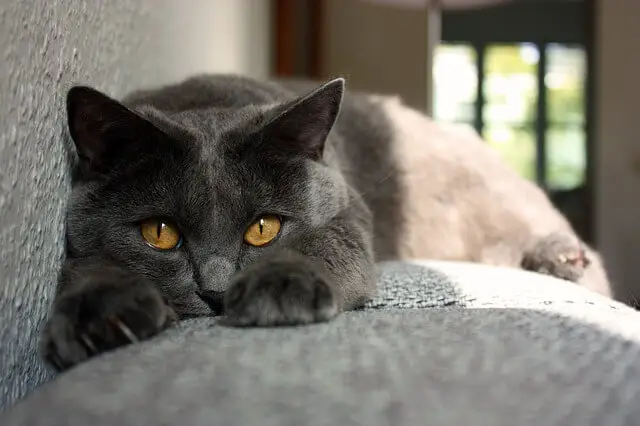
[[439, 0, 595, 241]]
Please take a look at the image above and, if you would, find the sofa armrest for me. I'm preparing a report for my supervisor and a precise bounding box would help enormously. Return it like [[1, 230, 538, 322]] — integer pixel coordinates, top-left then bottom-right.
[[3, 261, 639, 426]]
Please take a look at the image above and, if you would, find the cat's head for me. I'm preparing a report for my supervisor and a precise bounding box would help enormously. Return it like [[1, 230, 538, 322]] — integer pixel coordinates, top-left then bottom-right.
[[64, 79, 349, 316]]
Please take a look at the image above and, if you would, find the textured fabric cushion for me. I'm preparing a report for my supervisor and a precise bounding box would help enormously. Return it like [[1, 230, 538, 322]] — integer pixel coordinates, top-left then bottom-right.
[[2, 261, 640, 426]]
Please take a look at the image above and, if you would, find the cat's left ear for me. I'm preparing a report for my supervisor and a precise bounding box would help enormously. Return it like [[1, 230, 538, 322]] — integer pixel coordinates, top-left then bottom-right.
[[262, 78, 344, 161], [66, 85, 161, 175]]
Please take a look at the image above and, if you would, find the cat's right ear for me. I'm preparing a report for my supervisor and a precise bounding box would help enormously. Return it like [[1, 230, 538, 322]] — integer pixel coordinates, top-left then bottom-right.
[[259, 79, 344, 161], [66, 86, 154, 174]]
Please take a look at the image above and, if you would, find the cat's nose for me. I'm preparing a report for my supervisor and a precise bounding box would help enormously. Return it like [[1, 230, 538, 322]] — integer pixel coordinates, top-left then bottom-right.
[[196, 290, 225, 315], [201, 257, 235, 293]]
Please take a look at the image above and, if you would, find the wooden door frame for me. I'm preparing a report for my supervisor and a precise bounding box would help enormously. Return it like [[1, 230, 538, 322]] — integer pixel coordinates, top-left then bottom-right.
[[273, 0, 324, 78]]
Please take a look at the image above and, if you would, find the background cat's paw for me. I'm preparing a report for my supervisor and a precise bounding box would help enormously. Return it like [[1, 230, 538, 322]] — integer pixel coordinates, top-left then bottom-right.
[[223, 258, 338, 327], [41, 276, 176, 371], [521, 232, 591, 282]]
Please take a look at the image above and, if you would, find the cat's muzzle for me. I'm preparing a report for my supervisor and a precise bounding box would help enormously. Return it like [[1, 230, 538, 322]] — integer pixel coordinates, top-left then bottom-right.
[[196, 290, 225, 316]]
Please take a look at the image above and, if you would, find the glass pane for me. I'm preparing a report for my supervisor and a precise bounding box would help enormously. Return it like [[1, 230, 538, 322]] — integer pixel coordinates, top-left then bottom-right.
[[546, 44, 586, 125], [546, 125, 586, 190], [483, 44, 538, 182], [484, 44, 538, 125], [432, 44, 477, 123], [485, 124, 536, 181]]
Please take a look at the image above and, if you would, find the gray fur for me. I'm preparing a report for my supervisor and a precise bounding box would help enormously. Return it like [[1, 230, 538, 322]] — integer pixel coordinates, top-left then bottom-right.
[[40, 74, 611, 370]]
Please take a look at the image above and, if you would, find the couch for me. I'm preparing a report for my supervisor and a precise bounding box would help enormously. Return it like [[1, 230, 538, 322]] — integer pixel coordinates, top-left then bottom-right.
[[2, 260, 639, 426]]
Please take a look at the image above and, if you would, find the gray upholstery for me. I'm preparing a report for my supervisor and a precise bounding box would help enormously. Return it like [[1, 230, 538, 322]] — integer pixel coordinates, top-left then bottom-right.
[[0, 0, 249, 409], [3, 261, 640, 426]]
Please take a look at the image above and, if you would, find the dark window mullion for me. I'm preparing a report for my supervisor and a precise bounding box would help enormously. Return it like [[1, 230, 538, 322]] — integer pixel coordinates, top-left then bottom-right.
[[474, 43, 486, 137], [547, 121, 587, 128], [536, 42, 548, 189], [584, 0, 596, 244]]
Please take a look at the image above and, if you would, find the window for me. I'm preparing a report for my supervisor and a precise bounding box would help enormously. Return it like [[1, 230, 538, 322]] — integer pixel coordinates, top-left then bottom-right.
[[432, 0, 593, 241], [546, 44, 587, 190], [484, 43, 538, 182], [432, 44, 477, 127], [433, 42, 587, 190]]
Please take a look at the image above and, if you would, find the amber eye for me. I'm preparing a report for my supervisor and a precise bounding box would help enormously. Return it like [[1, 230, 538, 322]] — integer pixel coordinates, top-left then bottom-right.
[[140, 219, 183, 250], [244, 215, 282, 247]]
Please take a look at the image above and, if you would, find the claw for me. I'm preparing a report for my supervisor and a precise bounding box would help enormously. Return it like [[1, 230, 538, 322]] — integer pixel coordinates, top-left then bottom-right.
[[166, 307, 179, 325], [79, 333, 98, 355], [558, 249, 590, 268], [561, 249, 589, 268], [47, 352, 66, 372], [570, 255, 583, 267], [108, 316, 139, 343], [579, 249, 591, 267]]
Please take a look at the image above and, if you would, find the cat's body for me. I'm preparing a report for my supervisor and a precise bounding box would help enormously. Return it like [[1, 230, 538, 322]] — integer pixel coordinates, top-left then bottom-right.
[[128, 75, 607, 291], [41, 75, 609, 370]]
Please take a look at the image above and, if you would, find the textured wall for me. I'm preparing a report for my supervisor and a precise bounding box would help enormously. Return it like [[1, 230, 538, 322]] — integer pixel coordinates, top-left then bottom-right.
[[0, 0, 270, 410]]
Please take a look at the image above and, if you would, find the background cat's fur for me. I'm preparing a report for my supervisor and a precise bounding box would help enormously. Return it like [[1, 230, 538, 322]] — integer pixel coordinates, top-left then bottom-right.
[[125, 74, 609, 295], [369, 96, 609, 296], [42, 74, 610, 370]]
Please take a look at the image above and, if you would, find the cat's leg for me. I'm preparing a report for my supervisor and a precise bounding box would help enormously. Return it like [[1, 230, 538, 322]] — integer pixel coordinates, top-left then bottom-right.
[[40, 258, 176, 371], [223, 208, 376, 327], [520, 232, 590, 282]]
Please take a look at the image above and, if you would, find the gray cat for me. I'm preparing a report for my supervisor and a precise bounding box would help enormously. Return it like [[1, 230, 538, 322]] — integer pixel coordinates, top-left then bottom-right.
[[41, 75, 609, 371]]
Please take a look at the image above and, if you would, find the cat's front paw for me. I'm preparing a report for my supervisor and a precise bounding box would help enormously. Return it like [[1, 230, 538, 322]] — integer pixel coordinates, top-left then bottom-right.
[[521, 232, 591, 282], [41, 274, 176, 371], [224, 258, 338, 327]]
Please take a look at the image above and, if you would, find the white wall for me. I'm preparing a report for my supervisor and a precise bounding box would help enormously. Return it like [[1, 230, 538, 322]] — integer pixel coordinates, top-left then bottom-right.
[[595, 0, 640, 302], [130, 0, 272, 91], [206, 0, 272, 79]]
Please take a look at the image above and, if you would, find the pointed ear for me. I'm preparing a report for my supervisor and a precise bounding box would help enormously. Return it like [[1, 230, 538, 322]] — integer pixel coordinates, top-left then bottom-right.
[[66, 86, 157, 174], [262, 78, 344, 160]]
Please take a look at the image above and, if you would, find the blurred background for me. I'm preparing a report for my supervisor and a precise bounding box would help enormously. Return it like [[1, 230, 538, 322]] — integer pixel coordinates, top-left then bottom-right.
[[266, 0, 638, 303], [273, 0, 593, 240]]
